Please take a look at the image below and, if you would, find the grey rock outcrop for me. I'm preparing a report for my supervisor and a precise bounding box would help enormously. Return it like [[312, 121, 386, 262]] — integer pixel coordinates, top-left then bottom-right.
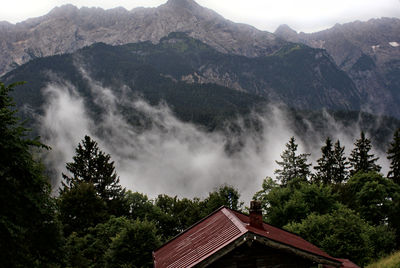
[[275, 18, 400, 117], [0, 0, 285, 76]]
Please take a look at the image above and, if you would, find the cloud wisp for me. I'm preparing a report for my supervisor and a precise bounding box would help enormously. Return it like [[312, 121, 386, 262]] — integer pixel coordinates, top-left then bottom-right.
[[39, 76, 390, 202]]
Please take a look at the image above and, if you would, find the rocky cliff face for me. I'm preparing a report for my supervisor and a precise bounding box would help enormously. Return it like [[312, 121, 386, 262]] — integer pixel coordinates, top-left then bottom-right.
[[275, 18, 400, 117], [0, 0, 285, 76], [1, 0, 399, 117], [3, 33, 360, 114]]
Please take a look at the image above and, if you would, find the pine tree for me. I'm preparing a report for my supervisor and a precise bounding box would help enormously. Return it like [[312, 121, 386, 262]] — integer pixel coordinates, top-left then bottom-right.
[[0, 82, 63, 266], [275, 136, 311, 185], [349, 131, 381, 176], [61, 135, 127, 215], [332, 140, 349, 184], [314, 137, 335, 184], [315, 138, 348, 185], [387, 128, 400, 185]]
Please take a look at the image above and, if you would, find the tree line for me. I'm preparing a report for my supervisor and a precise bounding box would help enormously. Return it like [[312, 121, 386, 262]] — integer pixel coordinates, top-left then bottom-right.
[[256, 134, 400, 266], [1, 81, 400, 267]]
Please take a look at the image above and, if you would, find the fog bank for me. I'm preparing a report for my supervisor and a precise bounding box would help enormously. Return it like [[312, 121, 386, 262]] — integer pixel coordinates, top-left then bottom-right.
[[39, 77, 390, 202]]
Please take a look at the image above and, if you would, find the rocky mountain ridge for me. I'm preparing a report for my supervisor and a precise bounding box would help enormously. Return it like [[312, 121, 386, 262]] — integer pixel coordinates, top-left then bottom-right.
[[1, 0, 399, 117], [0, 0, 283, 76], [275, 18, 400, 117], [3, 32, 360, 114]]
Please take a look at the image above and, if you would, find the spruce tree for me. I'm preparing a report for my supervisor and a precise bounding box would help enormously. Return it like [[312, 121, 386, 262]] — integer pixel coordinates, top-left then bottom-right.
[[275, 136, 311, 185], [315, 138, 348, 185], [61, 135, 127, 216], [387, 128, 400, 185], [332, 140, 349, 184], [349, 131, 381, 176], [0, 82, 63, 266], [314, 137, 335, 184]]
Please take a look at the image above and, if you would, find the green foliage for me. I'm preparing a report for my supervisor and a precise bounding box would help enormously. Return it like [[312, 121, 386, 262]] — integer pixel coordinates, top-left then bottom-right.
[[349, 131, 381, 175], [124, 191, 156, 220], [254, 178, 338, 227], [344, 172, 400, 231], [332, 140, 349, 184], [59, 135, 128, 235], [366, 250, 400, 268], [153, 194, 204, 239], [61, 135, 127, 214], [202, 184, 243, 213], [59, 182, 108, 236], [64, 216, 160, 268], [152, 185, 243, 240], [285, 205, 396, 266], [105, 219, 162, 268], [0, 81, 64, 267], [387, 128, 400, 185], [314, 138, 349, 184], [4, 32, 367, 135], [65, 216, 132, 267], [275, 136, 311, 185]]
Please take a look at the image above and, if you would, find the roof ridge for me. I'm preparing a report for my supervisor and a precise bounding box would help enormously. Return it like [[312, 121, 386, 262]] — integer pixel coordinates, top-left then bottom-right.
[[221, 207, 248, 233], [153, 205, 228, 252]]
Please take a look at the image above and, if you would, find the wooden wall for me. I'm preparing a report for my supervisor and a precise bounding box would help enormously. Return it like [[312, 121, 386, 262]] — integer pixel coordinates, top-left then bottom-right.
[[206, 241, 319, 268]]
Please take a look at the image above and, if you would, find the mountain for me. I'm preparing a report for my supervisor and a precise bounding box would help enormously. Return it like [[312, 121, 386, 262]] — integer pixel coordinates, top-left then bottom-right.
[[275, 18, 400, 117], [3, 32, 360, 116], [1, 0, 399, 117], [4, 32, 398, 146], [0, 0, 285, 76]]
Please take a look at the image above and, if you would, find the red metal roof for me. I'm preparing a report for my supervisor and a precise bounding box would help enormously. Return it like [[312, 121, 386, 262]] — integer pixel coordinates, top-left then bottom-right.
[[153, 206, 345, 268], [232, 210, 335, 260], [337, 259, 360, 268]]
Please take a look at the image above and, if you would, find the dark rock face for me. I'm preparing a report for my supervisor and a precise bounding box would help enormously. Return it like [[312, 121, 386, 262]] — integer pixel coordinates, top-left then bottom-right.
[[3, 33, 360, 116], [275, 18, 400, 117], [1, 0, 399, 117]]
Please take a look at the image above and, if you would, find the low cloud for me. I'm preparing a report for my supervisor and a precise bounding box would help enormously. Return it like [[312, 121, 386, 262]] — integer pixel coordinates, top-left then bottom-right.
[[39, 75, 390, 202]]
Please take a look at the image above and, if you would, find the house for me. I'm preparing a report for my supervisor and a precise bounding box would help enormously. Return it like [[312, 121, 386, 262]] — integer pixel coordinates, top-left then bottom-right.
[[153, 201, 359, 268]]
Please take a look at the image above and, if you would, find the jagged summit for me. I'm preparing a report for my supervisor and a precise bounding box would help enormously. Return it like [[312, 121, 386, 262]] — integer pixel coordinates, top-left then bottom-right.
[[275, 24, 297, 35], [274, 24, 299, 42], [165, 0, 200, 9], [0, 0, 286, 76], [0, 21, 13, 29], [48, 4, 79, 16]]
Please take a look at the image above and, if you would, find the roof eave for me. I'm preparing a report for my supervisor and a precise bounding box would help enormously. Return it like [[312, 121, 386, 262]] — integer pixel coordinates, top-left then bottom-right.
[[194, 232, 342, 268]]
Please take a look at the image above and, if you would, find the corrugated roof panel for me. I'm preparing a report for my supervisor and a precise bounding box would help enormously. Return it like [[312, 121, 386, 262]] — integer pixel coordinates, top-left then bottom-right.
[[154, 208, 245, 268], [232, 210, 336, 260], [154, 207, 344, 267]]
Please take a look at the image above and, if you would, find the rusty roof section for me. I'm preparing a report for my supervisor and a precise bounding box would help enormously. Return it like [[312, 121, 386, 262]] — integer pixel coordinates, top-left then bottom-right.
[[337, 259, 361, 268], [153, 206, 343, 268], [232, 210, 336, 261]]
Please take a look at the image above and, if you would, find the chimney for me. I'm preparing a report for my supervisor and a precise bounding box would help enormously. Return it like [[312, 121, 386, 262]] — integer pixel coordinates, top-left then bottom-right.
[[249, 200, 264, 230]]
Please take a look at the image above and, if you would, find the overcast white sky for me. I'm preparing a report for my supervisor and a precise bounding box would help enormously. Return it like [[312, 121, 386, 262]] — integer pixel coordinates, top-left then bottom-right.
[[1, 0, 400, 33]]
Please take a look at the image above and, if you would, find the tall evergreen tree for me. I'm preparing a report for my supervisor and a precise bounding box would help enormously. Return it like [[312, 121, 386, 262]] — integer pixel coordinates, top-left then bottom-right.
[[275, 136, 311, 185], [349, 131, 381, 176], [61, 135, 127, 216], [315, 138, 349, 184], [387, 128, 400, 185], [314, 137, 335, 184], [332, 140, 349, 184], [0, 82, 63, 267]]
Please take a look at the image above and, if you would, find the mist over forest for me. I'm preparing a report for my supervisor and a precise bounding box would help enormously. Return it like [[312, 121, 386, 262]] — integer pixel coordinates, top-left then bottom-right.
[[37, 73, 392, 202], [2, 1, 400, 266]]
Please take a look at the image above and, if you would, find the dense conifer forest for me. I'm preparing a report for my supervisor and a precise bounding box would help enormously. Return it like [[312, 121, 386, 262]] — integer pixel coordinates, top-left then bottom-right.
[[2, 81, 400, 267]]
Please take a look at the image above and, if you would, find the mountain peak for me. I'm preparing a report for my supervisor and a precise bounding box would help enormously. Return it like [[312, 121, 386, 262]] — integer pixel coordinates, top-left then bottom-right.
[[165, 0, 200, 9], [275, 24, 297, 35], [274, 24, 298, 42], [48, 4, 79, 17]]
